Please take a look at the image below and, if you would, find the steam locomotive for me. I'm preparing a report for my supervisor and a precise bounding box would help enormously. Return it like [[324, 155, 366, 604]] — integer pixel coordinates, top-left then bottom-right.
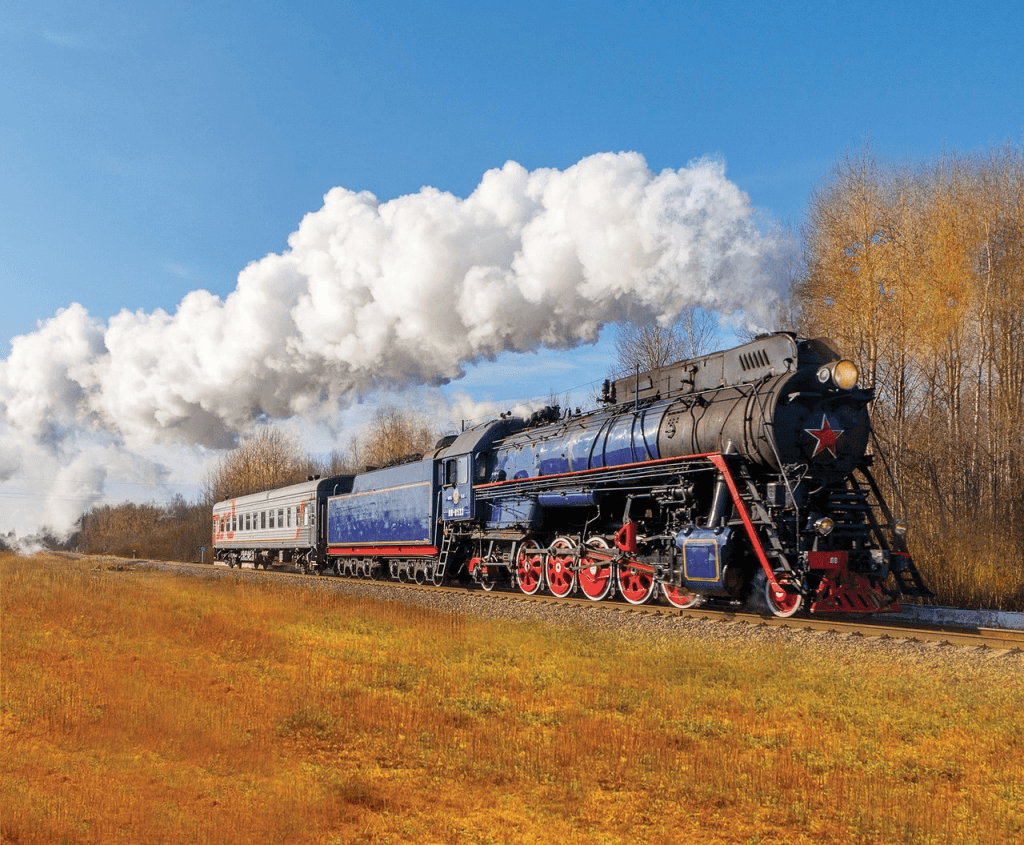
[[212, 332, 931, 617]]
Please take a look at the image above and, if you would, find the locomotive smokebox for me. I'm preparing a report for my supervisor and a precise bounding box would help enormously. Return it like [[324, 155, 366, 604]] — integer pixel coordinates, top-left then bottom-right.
[[654, 335, 872, 479]]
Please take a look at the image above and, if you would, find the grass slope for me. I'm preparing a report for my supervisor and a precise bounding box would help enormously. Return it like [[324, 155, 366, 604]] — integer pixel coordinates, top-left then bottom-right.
[[2, 554, 1022, 844]]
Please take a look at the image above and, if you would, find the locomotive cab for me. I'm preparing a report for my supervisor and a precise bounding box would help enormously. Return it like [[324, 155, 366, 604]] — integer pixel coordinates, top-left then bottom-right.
[[440, 453, 473, 520], [436, 417, 525, 524]]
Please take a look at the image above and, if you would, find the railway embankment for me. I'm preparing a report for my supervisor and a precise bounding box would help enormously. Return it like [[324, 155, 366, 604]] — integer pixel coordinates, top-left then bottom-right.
[[893, 605, 1024, 630]]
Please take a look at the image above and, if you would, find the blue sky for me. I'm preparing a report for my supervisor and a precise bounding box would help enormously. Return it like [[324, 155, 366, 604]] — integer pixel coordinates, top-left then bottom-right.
[[4, 0, 1021, 351], [0, 0, 1022, 535]]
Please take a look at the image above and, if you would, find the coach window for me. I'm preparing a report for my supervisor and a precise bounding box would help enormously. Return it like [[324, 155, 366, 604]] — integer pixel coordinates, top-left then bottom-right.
[[278, 509, 284, 527], [286, 508, 291, 528], [269, 510, 275, 528], [260, 511, 266, 529]]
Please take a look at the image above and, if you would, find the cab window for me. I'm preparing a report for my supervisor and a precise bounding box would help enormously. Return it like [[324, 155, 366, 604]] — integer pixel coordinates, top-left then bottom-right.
[[444, 456, 470, 486]]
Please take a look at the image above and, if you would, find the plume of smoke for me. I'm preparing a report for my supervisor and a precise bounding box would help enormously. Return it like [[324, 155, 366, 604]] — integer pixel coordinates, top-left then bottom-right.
[[2, 152, 790, 451], [0, 152, 794, 534]]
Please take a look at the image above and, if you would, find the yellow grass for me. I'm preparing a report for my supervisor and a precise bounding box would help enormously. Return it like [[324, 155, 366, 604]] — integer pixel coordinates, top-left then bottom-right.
[[2, 553, 1022, 844]]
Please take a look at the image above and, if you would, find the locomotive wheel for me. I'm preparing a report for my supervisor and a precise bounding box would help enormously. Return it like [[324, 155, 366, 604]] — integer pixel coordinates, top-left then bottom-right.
[[616, 561, 656, 605], [765, 570, 804, 618], [479, 565, 498, 591], [516, 539, 544, 595], [578, 537, 613, 601], [546, 538, 576, 598], [662, 584, 702, 609]]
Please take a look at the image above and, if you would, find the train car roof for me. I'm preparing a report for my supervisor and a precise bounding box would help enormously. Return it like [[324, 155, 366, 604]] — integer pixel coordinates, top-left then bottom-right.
[[213, 474, 353, 512], [436, 417, 526, 459]]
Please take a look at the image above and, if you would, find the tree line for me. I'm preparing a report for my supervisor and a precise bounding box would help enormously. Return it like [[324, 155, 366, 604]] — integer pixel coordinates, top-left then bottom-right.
[[795, 143, 1023, 608]]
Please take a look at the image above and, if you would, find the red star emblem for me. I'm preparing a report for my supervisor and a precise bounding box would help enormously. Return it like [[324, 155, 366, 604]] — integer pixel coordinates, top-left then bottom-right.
[[805, 415, 843, 459]]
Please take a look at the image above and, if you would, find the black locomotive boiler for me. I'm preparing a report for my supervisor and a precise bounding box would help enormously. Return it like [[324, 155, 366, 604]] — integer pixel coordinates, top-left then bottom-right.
[[213, 332, 931, 617]]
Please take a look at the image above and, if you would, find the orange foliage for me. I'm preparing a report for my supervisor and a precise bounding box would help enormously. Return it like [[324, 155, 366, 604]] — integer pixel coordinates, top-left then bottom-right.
[[799, 143, 1024, 608]]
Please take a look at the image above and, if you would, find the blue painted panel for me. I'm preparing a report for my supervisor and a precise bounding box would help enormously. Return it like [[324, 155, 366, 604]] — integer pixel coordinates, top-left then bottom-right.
[[489, 402, 668, 484], [536, 490, 598, 507], [482, 497, 539, 529], [675, 527, 732, 589], [683, 542, 719, 581], [327, 459, 436, 546], [566, 424, 598, 471], [602, 414, 641, 466]]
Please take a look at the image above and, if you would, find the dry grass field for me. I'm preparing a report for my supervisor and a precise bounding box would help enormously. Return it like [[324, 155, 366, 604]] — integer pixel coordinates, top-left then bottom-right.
[[2, 553, 1022, 844]]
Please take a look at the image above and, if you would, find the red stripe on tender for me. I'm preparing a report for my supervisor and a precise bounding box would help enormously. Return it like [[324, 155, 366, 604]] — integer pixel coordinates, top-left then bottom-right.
[[328, 545, 439, 557]]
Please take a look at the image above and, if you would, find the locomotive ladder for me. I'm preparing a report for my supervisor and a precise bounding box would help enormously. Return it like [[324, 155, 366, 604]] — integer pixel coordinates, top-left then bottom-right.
[[433, 525, 456, 585], [848, 467, 934, 598]]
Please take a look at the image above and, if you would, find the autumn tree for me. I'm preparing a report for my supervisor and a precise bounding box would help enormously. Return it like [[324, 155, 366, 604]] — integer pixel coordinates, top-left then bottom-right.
[[612, 307, 719, 377], [203, 426, 315, 504], [70, 495, 212, 562], [350, 405, 443, 470]]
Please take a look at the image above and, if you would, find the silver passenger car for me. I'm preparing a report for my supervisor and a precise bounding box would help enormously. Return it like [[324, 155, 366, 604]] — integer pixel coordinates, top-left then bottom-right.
[[212, 475, 351, 570]]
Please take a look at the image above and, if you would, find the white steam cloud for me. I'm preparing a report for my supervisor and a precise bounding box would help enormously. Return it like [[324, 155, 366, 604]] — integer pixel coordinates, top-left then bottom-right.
[[0, 152, 792, 535]]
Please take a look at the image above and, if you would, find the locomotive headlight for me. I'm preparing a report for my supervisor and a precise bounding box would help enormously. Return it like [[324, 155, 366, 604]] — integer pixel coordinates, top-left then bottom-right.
[[893, 519, 909, 537], [833, 359, 859, 390], [817, 360, 859, 390], [813, 516, 835, 536]]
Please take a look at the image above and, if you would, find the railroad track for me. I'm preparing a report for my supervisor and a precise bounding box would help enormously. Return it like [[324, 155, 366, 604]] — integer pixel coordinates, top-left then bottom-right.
[[136, 557, 1024, 653]]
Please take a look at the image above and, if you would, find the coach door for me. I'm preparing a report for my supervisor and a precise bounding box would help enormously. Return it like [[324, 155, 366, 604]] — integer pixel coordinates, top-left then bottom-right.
[[441, 454, 474, 521]]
